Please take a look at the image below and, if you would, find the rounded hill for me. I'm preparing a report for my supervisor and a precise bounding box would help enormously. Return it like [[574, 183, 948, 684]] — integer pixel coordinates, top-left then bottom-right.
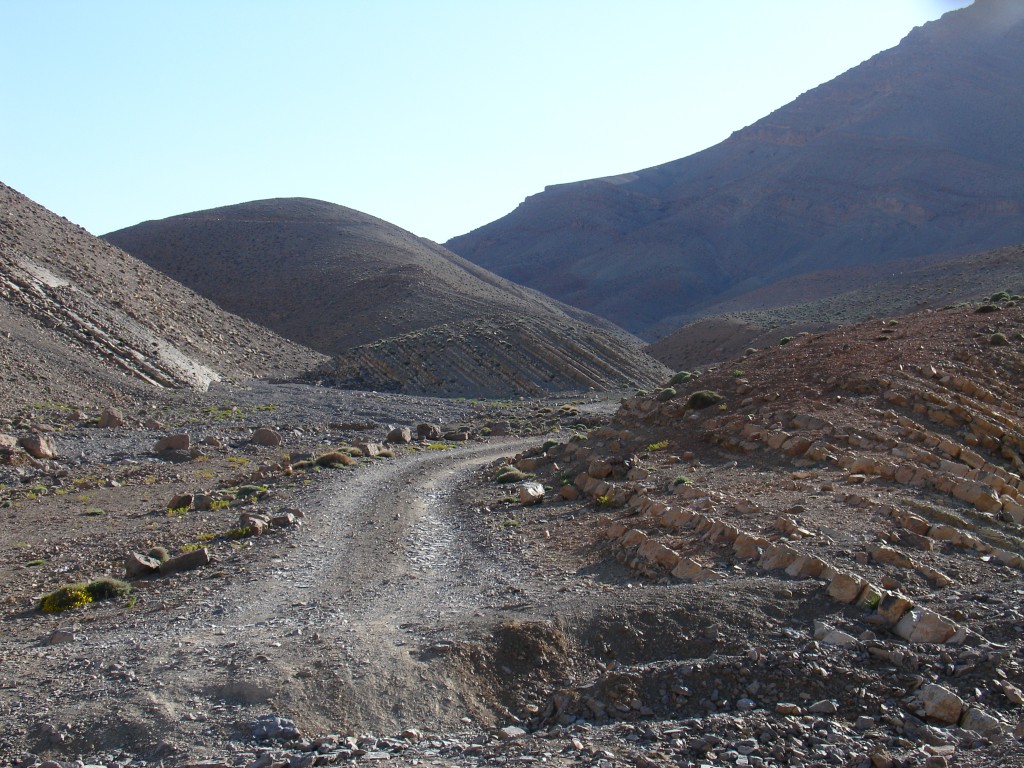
[[104, 198, 669, 396]]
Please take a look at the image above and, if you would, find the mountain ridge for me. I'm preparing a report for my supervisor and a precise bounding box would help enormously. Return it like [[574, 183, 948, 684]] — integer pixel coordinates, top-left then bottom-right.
[[446, 0, 1024, 338]]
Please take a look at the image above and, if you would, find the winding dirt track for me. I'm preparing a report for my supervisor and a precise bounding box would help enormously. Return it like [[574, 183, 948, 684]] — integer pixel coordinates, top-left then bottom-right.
[[1, 438, 545, 760], [166, 437, 539, 741]]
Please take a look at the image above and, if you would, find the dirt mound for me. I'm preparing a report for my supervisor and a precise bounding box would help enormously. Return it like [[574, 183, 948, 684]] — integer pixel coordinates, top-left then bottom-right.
[[332, 317, 668, 397], [103, 197, 667, 396], [447, 0, 1024, 338], [0, 182, 327, 417]]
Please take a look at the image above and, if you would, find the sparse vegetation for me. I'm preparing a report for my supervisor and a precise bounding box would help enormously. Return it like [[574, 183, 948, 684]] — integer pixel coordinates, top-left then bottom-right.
[[147, 547, 170, 563], [316, 451, 356, 467], [992, 332, 1009, 346], [686, 390, 724, 410], [656, 387, 677, 401], [84, 577, 131, 601], [646, 439, 669, 451], [495, 466, 528, 484], [673, 475, 693, 486], [669, 371, 692, 386], [38, 577, 131, 614]]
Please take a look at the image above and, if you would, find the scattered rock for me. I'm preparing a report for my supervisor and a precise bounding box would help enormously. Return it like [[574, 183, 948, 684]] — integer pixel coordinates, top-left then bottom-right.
[[416, 423, 442, 440], [916, 683, 964, 725], [251, 714, 300, 742], [518, 482, 545, 505], [387, 427, 413, 444], [251, 427, 283, 447], [97, 407, 125, 428], [19, 433, 56, 459], [155, 433, 190, 453], [125, 551, 162, 578], [159, 547, 211, 576]]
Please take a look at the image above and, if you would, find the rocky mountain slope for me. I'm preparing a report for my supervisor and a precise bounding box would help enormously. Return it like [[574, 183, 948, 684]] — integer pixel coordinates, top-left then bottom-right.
[[0, 183, 327, 417], [104, 198, 668, 396], [650, 243, 1024, 370], [446, 0, 1024, 338]]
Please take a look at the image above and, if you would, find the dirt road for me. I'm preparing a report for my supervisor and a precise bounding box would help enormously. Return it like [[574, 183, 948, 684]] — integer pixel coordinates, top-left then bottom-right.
[[2, 437, 540, 760]]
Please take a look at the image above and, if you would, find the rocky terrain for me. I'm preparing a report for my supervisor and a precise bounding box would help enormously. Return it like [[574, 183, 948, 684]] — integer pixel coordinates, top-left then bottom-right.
[[446, 0, 1024, 338], [4, 297, 1024, 767], [0, 183, 327, 415], [103, 198, 668, 397]]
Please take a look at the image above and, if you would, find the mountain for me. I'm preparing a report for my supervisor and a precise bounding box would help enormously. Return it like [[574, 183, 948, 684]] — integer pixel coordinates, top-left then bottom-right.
[[445, 0, 1024, 338], [104, 198, 669, 397], [0, 182, 327, 417]]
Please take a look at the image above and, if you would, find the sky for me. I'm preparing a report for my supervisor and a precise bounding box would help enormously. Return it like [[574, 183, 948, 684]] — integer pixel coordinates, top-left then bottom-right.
[[1, 0, 973, 243]]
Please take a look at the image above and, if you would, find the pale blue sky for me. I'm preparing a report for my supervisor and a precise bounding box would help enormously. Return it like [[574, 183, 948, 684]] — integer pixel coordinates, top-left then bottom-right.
[[2, 1, 971, 242]]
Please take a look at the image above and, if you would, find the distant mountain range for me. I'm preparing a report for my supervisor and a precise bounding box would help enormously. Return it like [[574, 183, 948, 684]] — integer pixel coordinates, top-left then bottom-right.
[[446, 0, 1024, 339], [105, 198, 669, 397], [0, 182, 327, 415]]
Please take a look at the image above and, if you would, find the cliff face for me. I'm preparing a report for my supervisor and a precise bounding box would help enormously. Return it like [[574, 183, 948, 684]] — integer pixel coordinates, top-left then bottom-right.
[[447, 0, 1024, 337]]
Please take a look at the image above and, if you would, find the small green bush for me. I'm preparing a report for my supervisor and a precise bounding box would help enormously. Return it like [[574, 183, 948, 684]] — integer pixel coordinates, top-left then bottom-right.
[[992, 333, 1009, 346], [39, 585, 92, 614], [669, 371, 692, 386], [39, 578, 131, 613], [778, 336, 793, 346], [646, 440, 669, 451], [542, 439, 560, 452], [673, 475, 693, 486], [974, 304, 999, 314], [84, 577, 131, 601], [147, 546, 170, 563], [656, 387, 677, 402], [235, 485, 268, 498], [686, 390, 724, 410], [495, 466, 528, 484], [226, 526, 253, 540], [990, 291, 1011, 303]]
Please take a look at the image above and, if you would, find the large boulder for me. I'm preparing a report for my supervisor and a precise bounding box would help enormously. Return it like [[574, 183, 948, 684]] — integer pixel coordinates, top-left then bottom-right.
[[97, 407, 126, 428], [416, 423, 442, 440], [387, 427, 413, 444], [154, 433, 190, 453], [916, 684, 964, 725], [125, 552, 162, 578], [159, 547, 211, 575], [19, 433, 56, 460], [518, 481, 545, 505], [251, 427, 283, 447], [893, 607, 960, 644]]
